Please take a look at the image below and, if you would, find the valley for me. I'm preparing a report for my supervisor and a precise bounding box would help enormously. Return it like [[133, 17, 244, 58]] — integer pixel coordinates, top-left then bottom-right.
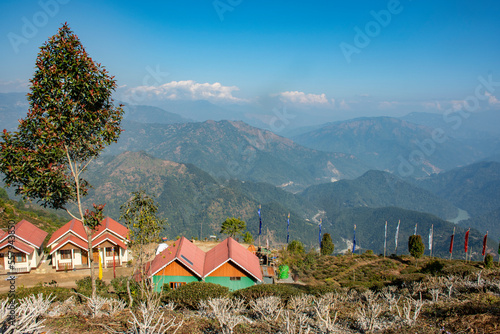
[[1, 94, 499, 261]]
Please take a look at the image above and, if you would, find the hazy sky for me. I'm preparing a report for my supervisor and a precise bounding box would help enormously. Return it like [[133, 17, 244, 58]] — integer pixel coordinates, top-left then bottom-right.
[[1, 0, 500, 121]]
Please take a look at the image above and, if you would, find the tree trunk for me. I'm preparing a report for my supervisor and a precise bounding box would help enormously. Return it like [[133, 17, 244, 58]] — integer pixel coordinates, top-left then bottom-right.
[[126, 277, 133, 308], [86, 229, 96, 299]]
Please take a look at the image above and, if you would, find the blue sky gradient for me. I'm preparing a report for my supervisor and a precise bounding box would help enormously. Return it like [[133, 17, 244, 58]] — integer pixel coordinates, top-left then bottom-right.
[[1, 0, 500, 122]]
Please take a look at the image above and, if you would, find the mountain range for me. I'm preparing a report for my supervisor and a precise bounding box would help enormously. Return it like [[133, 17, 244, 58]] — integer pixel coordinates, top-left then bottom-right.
[[77, 151, 497, 258], [1, 92, 499, 258], [106, 119, 368, 191], [291, 116, 495, 177]]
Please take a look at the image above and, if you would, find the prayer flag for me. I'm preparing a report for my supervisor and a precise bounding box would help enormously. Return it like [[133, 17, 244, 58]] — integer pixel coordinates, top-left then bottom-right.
[[286, 213, 290, 244], [258, 205, 262, 236], [464, 228, 470, 254], [352, 224, 356, 253], [482, 231, 488, 256]]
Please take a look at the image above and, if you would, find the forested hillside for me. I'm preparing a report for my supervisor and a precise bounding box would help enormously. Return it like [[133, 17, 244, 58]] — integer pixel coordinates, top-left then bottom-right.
[[300, 170, 458, 220]]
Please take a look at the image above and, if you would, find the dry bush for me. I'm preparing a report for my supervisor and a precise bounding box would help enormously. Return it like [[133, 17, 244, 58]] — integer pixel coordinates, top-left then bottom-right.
[[401, 295, 423, 327], [249, 295, 282, 323], [355, 291, 383, 332], [87, 295, 108, 318], [128, 298, 183, 334], [287, 294, 313, 314], [0, 293, 54, 334], [47, 295, 76, 317], [281, 309, 311, 334], [206, 297, 248, 334], [312, 293, 338, 333]]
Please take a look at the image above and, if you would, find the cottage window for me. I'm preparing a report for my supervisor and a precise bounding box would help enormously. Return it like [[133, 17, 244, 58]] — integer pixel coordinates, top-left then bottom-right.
[[169, 282, 186, 290], [60, 250, 71, 259], [230, 277, 241, 281], [15, 253, 26, 262], [106, 247, 117, 257]]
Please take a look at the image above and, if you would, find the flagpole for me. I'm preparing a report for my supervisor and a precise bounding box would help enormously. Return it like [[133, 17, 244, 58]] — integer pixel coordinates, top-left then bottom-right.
[[287, 213, 290, 244], [318, 218, 322, 250], [465, 228, 470, 263], [449, 227, 455, 260], [429, 224, 433, 258], [482, 231, 488, 262], [384, 221, 387, 258], [352, 224, 356, 256], [258, 205, 262, 249], [395, 220, 400, 256]]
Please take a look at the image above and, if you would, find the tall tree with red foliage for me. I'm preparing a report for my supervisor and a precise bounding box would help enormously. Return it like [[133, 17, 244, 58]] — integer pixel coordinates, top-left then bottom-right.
[[0, 23, 124, 298]]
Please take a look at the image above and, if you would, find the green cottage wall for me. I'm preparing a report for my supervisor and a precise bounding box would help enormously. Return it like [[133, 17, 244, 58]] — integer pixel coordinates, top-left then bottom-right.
[[152, 275, 200, 292], [205, 276, 256, 291]]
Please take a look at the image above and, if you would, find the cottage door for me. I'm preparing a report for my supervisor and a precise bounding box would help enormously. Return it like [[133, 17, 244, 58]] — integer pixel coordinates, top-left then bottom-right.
[[81, 250, 88, 266]]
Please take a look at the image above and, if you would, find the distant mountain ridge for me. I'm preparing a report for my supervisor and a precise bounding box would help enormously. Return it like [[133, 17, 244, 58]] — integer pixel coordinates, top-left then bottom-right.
[[291, 116, 487, 177], [416, 161, 500, 218], [106, 120, 369, 191], [84, 151, 322, 244], [120, 103, 192, 124], [300, 170, 459, 220]]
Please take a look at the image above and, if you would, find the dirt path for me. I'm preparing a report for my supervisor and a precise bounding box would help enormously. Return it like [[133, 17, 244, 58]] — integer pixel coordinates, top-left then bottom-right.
[[0, 267, 133, 293], [331, 258, 387, 281]]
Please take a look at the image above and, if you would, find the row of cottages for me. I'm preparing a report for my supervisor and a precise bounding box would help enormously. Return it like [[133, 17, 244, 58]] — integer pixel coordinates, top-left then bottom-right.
[[148, 236, 263, 292], [0, 220, 48, 273], [47, 217, 131, 271]]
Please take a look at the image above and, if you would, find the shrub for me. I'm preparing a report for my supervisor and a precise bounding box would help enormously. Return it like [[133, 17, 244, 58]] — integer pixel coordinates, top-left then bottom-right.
[[8, 285, 74, 303], [420, 260, 445, 275], [298, 284, 339, 296], [110, 276, 139, 302], [233, 284, 303, 302], [0, 187, 8, 200], [394, 273, 427, 285], [364, 249, 374, 256], [75, 276, 109, 297], [287, 240, 305, 254], [163, 282, 229, 309], [408, 235, 425, 259], [485, 254, 494, 269], [442, 264, 479, 276], [320, 233, 334, 255]]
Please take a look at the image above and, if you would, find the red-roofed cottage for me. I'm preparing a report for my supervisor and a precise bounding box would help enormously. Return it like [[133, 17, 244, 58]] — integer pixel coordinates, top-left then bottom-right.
[[148, 237, 262, 291], [0, 220, 48, 273], [204, 237, 262, 290], [47, 217, 131, 271]]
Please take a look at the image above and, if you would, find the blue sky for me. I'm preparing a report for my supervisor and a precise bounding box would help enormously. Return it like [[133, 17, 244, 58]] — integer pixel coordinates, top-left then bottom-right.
[[1, 0, 500, 123]]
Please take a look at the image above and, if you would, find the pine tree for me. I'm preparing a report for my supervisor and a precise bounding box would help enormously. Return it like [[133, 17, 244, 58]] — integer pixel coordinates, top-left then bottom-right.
[[320, 233, 335, 255], [408, 235, 425, 265]]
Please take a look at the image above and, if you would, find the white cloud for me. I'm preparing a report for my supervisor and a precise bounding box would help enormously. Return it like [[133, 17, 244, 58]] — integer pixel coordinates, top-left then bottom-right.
[[0, 79, 29, 93], [339, 99, 350, 110], [126, 80, 245, 103], [378, 101, 400, 109], [485, 91, 500, 106], [450, 100, 465, 111], [278, 91, 332, 106], [421, 101, 443, 110]]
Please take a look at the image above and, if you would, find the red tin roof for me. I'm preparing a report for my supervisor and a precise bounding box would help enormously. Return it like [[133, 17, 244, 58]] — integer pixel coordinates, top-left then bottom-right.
[[148, 237, 262, 282], [148, 236, 206, 278], [0, 220, 48, 249], [47, 219, 87, 247], [204, 237, 262, 282], [92, 232, 127, 250], [48, 217, 129, 249], [0, 238, 35, 255], [92, 217, 129, 240], [49, 234, 89, 255]]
